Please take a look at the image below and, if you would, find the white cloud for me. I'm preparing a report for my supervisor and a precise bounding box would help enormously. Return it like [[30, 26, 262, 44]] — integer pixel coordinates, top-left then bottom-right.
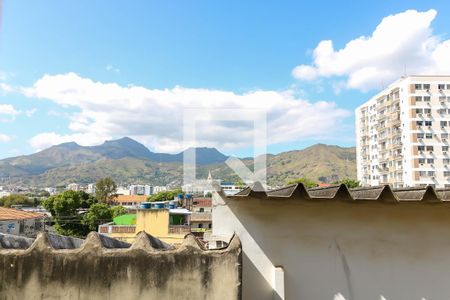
[[0, 104, 19, 115], [0, 104, 20, 122], [292, 9, 450, 91], [23, 72, 350, 152], [0, 83, 14, 92], [0, 104, 36, 121], [106, 64, 120, 74], [0, 133, 12, 143]]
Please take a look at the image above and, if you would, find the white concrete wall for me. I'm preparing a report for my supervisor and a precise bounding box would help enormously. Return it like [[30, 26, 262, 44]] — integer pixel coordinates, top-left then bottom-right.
[[213, 192, 450, 300]]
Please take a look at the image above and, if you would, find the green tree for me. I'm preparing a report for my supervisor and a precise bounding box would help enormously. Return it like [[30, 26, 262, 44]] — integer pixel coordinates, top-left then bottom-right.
[[82, 203, 113, 231], [235, 180, 246, 188], [333, 178, 361, 188], [42, 190, 96, 237], [95, 177, 117, 203], [147, 188, 182, 202], [0, 194, 34, 207], [111, 205, 127, 218], [286, 177, 318, 188]]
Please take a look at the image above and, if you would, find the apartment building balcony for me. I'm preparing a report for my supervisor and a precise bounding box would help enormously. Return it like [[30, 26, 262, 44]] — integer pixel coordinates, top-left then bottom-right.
[[168, 225, 191, 234], [99, 224, 136, 234]]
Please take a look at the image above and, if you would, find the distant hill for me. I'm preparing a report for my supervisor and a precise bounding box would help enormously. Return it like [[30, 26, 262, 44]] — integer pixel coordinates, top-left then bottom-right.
[[0, 137, 356, 187]]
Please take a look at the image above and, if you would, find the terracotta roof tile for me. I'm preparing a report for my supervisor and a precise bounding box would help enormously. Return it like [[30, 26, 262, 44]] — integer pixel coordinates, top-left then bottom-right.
[[0, 207, 45, 221]]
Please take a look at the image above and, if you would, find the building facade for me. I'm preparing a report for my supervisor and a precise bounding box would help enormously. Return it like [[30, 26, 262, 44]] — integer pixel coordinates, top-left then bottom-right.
[[98, 204, 191, 244], [356, 75, 450, 188]]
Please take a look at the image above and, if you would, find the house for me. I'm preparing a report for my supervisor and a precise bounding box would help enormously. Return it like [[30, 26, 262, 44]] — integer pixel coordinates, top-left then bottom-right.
[[0, 207, 46, 237], [99, 201, 191, 244], [189, 197, 212, 240], [212, 182, 450, 300]]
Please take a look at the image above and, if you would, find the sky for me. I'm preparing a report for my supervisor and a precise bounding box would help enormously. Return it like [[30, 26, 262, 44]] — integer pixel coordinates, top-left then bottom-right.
[[0, 0, 450, 158]]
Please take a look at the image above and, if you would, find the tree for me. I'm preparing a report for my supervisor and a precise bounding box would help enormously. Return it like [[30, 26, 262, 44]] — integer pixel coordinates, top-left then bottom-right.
[[82, 203, 113, 231], [42, 190, 96, 237], [95, 177, 117, 203], [286, 177, 318, 188], [111, 206, 127, 218], [147, 189, 182, 202], [333, 178, 361, 189], [0, 194, 34, 207]]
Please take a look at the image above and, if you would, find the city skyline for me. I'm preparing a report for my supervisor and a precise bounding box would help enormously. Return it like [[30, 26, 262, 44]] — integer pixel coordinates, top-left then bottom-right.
[[1, 1, 450, 159]]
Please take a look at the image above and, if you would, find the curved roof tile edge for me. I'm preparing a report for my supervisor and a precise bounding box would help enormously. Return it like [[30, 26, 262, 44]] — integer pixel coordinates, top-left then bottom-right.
[[227, 182, 450, 203]]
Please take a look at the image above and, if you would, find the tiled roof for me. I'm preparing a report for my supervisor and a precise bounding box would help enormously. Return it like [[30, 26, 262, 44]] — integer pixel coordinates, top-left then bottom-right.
[[0, 207, 45, 221], [114, 195, 148, 203], [230, 182, 450, 203], [192, 198, 212, 207]]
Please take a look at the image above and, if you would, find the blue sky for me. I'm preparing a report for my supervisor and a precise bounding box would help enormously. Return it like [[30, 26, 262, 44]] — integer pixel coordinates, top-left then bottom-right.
[[1, 0, 450, 158]]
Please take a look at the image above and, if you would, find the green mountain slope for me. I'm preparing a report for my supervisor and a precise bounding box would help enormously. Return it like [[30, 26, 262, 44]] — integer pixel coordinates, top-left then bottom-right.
[[0, 138, 356, 187]]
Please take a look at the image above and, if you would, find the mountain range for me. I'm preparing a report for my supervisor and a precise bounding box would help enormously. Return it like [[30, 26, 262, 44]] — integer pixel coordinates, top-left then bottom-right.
[[0, 137, 356, 187]]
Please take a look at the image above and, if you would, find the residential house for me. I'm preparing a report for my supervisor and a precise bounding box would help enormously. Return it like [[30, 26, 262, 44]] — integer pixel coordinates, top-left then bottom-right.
[[0, 207, 46, 237]]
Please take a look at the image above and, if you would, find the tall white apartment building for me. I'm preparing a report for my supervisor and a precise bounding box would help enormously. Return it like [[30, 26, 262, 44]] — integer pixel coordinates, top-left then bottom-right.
[[356, 75, 450, 188]]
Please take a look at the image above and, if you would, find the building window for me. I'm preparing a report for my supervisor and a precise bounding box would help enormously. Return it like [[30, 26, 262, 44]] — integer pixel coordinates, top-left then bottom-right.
[[427, 158, 434, 164], [417, 121, 424, 126], [441, 121, 448, 127], [415, 84, 423, 90], [443, 146, 449, 152], [419, 171, 427, 176], [444, 171, 450, 177], [424, 84, 431, 90], [428, 171, 435, 176], [442, 133, 449, 139], [417, 133, 424, 139], [419, 158, 425, 164], [444, 159, 450, 164], [439, 84, 446, 90], [199, 208, 204, 213], [418, 146, 425, 151], [426, 146, 434, 152], [416, 108, 423, 114], [425, 133, 433, 139], [424, 96, 431, 102], [425, 121, 432, 126]]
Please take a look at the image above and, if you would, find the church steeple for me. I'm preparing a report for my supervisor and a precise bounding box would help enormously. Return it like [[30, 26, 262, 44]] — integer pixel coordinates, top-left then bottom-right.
[[207, 170, 213, 182]]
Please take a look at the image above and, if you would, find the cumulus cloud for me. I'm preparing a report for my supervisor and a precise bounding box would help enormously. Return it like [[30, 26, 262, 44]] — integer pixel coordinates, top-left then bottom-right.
[[0, 104, 36, 121], [0, 104, 20, 122], [23, 72, 349, 152], [292, 9, 450, 91], [0, 133, 12, 143]]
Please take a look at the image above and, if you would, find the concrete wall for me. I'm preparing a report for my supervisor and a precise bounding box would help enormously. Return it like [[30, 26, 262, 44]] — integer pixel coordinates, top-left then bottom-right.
[[213, 192, 450, 300], [0, 231, 241, 300]]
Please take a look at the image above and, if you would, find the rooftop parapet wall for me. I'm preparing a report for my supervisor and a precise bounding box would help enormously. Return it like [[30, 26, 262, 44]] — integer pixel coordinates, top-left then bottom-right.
[[213, 183, 450, 299], [0, 231, 241, 300]]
